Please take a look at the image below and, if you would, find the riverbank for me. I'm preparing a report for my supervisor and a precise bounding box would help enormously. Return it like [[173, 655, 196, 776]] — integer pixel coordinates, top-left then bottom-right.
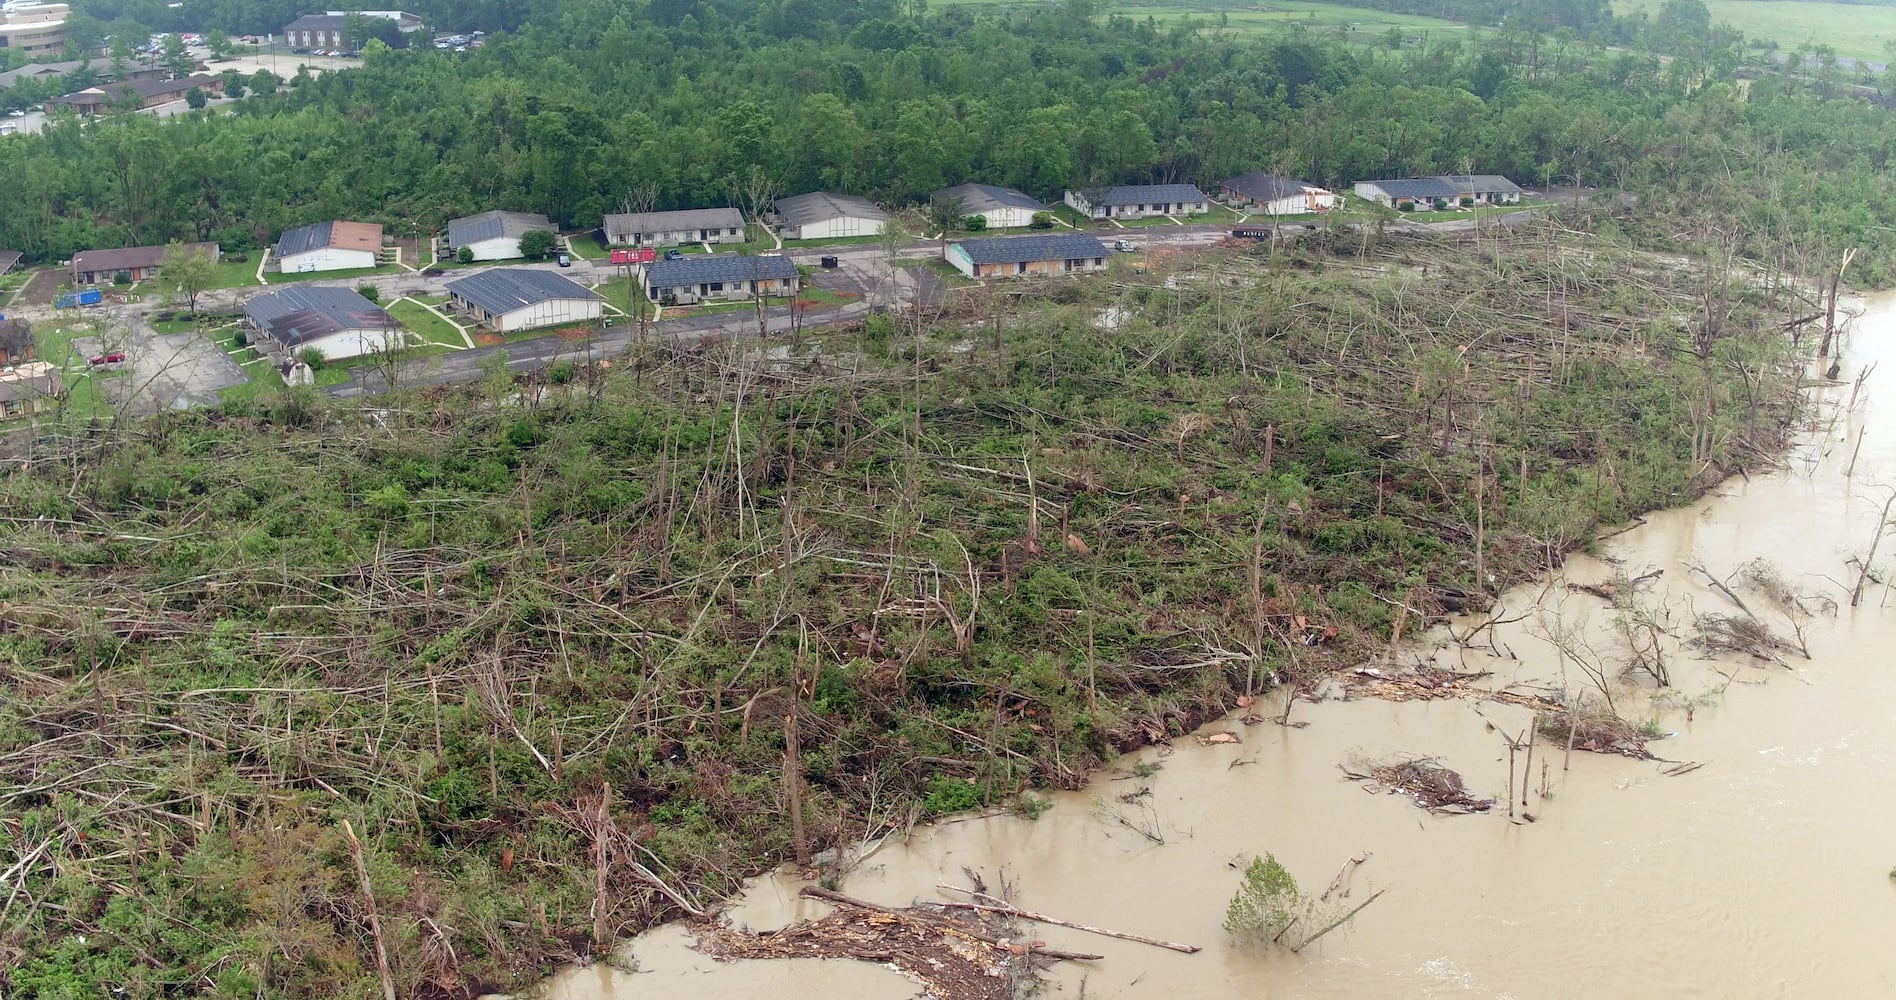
[[546, 291, 1896, 998], [0, 223, 1815, 998]]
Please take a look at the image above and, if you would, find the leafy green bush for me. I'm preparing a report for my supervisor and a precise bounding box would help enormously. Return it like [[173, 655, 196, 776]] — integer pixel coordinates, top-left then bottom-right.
[[922, 775, 981, 816], [1225, 853, 1302, 941]]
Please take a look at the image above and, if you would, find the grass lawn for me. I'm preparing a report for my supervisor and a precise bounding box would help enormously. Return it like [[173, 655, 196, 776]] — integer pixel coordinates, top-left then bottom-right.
[[1398, 203, 1534, 223], [664, 299, 762, 318], [206, 258, 264, 290], [1617, 0, 1896, 63], [781, 233, 888, 250], [589, 275, 660, 317], [562, 231, 607, 260], [1049, 204, 1092, 228], [267, 263, 407, 285], [387, 299, 467, 349], [218, 359, 287, 403], [413, 293, 450, 307]]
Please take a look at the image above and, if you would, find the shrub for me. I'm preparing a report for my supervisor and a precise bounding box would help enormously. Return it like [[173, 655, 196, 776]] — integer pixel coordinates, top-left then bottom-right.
[[298, 346, 326, 369], [1398, 202, 1415, 212], [113, 271, 133, 285], [963, 214, 988, 232], [546, 359, 576, 384], [1459, 196, 1475, 207], [1029, 211, 1054, 229], [356, 283, 380, 302], [921, 775, 981, 816], [456, 246, 475, 265], [1224, 853, 1301, 941]]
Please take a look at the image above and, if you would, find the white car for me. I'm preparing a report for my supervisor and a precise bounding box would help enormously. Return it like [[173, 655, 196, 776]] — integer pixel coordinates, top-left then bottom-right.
[[5, 110, 23, 118]]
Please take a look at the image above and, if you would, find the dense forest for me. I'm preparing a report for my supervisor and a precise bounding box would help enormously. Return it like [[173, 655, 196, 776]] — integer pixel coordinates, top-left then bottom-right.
[[0, 0, 1891, 281]]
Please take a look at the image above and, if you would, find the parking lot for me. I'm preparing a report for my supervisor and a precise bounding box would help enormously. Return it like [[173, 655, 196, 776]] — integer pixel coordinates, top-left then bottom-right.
[[73, 318, 251, 415]]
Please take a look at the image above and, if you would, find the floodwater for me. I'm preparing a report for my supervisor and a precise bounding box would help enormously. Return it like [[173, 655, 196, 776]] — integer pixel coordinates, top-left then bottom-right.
[[535, 293, 1896, 999]]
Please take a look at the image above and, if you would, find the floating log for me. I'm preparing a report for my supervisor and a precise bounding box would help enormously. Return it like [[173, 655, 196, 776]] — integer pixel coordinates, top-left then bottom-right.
[[935, 883, 1201, 954]]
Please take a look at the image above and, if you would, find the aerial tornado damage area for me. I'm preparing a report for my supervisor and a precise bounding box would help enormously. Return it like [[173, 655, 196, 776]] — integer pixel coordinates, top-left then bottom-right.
[[3, 0, 1896, 998]]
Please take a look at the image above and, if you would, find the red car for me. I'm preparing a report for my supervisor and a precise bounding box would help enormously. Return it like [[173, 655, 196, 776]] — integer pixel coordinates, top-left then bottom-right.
[[88, 351, 126, 366]]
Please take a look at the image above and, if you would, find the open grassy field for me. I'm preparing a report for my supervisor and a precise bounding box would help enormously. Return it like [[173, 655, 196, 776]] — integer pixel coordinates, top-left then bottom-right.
[[1617, 0, 1896, 63], [951, 0, 1478, 39]]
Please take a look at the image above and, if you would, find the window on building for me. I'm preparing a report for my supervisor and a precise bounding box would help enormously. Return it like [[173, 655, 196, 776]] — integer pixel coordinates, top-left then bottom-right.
[[709, 282, 723, 292]]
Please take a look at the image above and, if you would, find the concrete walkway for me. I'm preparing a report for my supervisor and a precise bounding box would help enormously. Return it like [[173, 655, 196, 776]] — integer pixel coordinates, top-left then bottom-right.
[[394, 295, 475, 349]]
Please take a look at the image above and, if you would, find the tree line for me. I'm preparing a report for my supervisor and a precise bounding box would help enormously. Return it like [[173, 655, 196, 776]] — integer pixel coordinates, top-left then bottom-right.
[[0, 0, 1892, 282]]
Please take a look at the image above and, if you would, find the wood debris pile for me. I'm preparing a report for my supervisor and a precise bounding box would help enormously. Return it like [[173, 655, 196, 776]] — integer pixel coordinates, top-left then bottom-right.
[[1340, 753, 1494, 813], [1340, 664, 1560, 712], [692, 887, 1096, 1000], [1536, 708, 1654, 760]]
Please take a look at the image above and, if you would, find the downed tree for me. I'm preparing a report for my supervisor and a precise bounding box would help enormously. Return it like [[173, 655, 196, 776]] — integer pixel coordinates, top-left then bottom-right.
[[692, 886, 1101, 1000], [935, 883, 1202, 953]]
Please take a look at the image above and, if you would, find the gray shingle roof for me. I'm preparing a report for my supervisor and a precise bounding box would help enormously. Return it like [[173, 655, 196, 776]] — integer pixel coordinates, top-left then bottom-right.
[[1437, 174, 1524, 195], [446, 268, 602, 316], [645, 253, 797, 287], [953, 233, 1107, 265], [275, 221, 382, 259], [71, 242, 218, 275], [0, 250, 20, 275], [1219, 173, 1325, 202], [243, 286, 396, 349], [603, 208, 744, 240], [285, 14, 348, 31], [1089, 184, 1207, 206], [1359, 178, 1463, 201], [773, 192, 887, 228], [447, 210, 553, 247], [933, 183, 1048, 214]]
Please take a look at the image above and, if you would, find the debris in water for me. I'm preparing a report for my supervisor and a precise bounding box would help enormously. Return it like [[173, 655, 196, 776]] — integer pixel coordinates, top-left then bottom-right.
[[1339, 753, 1495, 814], [692, 886, 1099, 1000], [1196, 731, 1242, 746]]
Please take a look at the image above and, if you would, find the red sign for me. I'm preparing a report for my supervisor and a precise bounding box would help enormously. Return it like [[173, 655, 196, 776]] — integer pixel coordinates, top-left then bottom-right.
[[610, 248, 656, 265]]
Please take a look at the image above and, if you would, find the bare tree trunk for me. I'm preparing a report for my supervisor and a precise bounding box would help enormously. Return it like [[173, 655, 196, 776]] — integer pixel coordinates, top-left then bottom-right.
[[1850, 490, 1896, 608], [342, 820, 397, 1000], [593, 785, 612, 952], [785, 712, 808, 866]]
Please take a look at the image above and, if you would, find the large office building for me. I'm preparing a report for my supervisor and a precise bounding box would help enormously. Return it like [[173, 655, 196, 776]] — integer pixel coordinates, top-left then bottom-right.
[[0, 2, 69, 57]]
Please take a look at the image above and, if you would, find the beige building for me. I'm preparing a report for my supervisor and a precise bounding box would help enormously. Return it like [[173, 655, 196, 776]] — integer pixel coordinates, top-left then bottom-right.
[[0, 360, 59, 419], [0, 2, 69, 58]]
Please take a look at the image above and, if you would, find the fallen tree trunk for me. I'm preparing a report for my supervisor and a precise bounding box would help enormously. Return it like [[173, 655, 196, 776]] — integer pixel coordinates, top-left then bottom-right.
[[935, 883, 1201, 953]]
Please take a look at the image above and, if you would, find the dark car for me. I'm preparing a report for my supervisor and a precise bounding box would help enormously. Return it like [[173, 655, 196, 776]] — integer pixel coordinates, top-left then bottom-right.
[[557, 253, 571, 267], [663, 248, 683, 261], [88, 351, 126, 366]]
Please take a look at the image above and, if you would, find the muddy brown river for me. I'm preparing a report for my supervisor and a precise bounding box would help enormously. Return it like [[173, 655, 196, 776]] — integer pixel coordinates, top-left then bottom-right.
[[532, 293, 1896, 999]]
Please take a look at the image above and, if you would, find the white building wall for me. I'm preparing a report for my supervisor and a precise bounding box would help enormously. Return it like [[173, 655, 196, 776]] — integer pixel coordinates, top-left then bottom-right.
[[293, 327, 399, 362], [975, 206, 1037, 230], [946, 244, 977, 279], [495, 297, 602, 333], [278, 247, 377, 273], [791, 215, 884, 240], [464, 236, 523, 262]]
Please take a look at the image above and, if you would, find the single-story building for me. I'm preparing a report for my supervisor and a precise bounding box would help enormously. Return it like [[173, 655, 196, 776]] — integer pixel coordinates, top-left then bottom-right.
[[947, 233, 1108, 280], [0, 60, 164, 91], [771, 192, 887, 241], [0, 250, 21, 276], [932, 183, 1049, 230], [0, 361, 59, 419], [48, 74, 223, 114], [0, 316, 34, 365], [1354, 176, 1523, 210], [642, 253, 798, 306], [70, 242, 219, 285], [275, 221, 383, 273], [1436, 175, 1525, 205], [446, 268, 603, 332], [1062, 184, 1209, 221], [243, 285, 400, 362], [445, 210, 554, 262], [1217, 173, 1339, 215], [602, 207, 745, 248]]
